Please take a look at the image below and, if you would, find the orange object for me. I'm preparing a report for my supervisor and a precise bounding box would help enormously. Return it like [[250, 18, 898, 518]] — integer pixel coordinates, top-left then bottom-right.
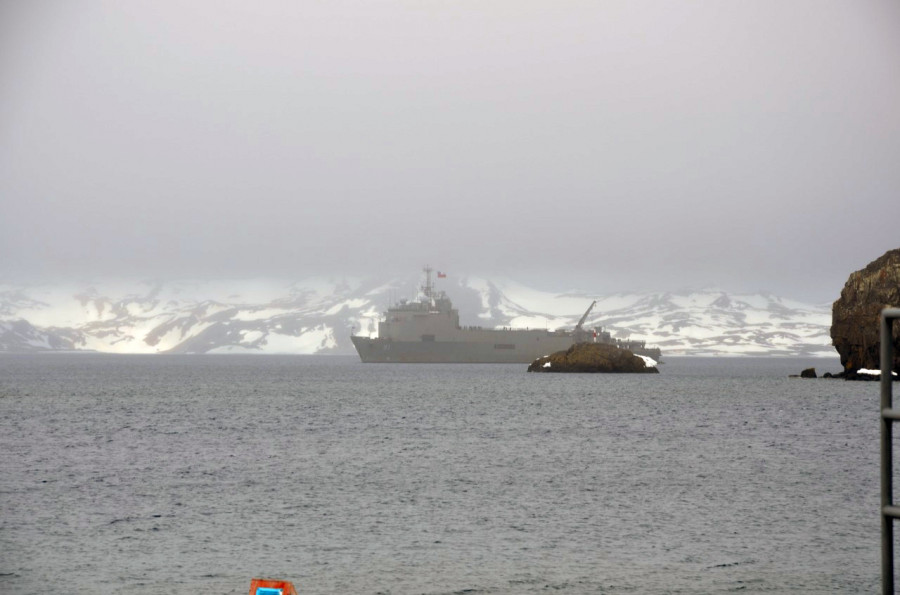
[[248, 578, 299, 595]]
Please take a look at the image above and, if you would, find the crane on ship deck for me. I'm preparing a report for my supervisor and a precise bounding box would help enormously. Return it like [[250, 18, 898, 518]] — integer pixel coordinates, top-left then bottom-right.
[[573, 300, 597, 341]]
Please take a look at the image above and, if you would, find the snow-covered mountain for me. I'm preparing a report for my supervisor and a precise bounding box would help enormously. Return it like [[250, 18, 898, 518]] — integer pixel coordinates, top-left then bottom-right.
[[0, 276, 834, 356]]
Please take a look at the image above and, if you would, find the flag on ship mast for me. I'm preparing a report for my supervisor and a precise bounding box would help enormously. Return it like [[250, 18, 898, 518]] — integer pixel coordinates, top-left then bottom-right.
[[437, 271, 447, 278]]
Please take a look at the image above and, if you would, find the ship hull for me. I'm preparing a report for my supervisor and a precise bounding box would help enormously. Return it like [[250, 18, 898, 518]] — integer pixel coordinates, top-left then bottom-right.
[[351, 334, 576, 363], [350, 334, 661, 364]]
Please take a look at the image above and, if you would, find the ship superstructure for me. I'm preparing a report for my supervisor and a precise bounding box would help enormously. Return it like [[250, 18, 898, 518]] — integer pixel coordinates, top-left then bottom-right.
[[350, 267, 662, 364]]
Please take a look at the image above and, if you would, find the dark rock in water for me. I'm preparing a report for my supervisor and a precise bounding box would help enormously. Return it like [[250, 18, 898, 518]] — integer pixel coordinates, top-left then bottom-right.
[[800, 367, 817, 379], [821, 370, 898, 381], [843, 370, 883, 381], [527, 342, 658, 373], [831, 248, 900, 376]]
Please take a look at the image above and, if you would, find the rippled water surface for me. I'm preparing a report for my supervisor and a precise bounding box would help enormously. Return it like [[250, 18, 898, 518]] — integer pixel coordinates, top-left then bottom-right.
[[0, 354, 882, 593]]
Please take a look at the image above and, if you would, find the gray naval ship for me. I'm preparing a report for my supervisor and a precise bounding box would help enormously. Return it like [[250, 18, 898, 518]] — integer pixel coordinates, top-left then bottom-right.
[[350, 267, 662, 364]]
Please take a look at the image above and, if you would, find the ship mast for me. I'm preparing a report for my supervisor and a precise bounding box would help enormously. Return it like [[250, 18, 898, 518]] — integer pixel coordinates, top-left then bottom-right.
[[421, 265, 434, 299]]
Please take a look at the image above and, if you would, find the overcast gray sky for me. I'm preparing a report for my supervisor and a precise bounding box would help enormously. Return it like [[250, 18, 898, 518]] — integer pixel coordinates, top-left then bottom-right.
[[2, 1, 898, 301]]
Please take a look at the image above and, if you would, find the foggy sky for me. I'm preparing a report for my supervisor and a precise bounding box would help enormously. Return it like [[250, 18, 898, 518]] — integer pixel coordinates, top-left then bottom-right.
[[2, 1, 898, 301]]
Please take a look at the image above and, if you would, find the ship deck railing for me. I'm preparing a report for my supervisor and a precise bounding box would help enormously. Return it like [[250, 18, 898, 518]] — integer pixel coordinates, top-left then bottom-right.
[[879, 307, 900, 593]]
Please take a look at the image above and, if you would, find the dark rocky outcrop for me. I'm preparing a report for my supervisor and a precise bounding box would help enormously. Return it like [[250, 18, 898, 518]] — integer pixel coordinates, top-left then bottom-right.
[[527, 342, 658, 373], [831, 248, 900, 375], [800, 367, 817, 378], [823, 369, 898, 381]]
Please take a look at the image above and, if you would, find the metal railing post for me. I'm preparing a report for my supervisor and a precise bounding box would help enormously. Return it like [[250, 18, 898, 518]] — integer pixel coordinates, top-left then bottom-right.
[[881, 308, 900, 594]]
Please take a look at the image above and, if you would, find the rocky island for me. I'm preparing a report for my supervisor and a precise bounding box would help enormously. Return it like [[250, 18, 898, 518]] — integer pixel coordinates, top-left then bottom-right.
[[528, 342, 659, 374], [830, 248, 900, 379]]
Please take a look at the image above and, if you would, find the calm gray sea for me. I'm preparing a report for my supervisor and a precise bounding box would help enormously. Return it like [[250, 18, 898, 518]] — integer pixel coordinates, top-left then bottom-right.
[[0, 354, 883, 593]]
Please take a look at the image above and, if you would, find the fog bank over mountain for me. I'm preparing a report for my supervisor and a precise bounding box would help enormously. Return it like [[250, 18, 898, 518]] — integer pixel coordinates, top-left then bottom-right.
[[2, 2, 898, 302]]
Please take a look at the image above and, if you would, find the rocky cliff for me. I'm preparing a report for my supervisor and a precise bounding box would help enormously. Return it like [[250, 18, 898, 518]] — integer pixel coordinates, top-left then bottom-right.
[[831, 248, 900, 373]]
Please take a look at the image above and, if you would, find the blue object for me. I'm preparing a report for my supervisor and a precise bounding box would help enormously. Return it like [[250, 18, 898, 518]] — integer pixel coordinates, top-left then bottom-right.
[[256, 589, 283, 595]]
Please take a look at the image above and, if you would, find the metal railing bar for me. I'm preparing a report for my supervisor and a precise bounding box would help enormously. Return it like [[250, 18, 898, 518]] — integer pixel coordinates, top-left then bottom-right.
[[881, 308, 900, 594]]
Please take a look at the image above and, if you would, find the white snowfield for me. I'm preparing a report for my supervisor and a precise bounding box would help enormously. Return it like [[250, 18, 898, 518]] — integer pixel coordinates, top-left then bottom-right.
[[0, 276, 835, 356]]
